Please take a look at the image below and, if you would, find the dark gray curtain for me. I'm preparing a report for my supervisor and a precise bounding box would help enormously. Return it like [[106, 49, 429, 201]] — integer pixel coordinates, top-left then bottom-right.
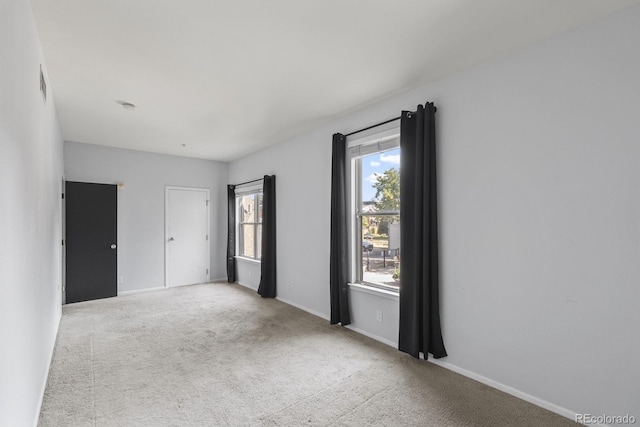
[[226, 185, 236, 283], [330, 133, 351, 325], [258, 175, 276, 298], [398, 103, 447, 359]]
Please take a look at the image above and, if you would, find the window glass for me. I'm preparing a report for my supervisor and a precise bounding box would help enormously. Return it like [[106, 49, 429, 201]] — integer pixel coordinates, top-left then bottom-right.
[[256, 224, 262, 259], [241, 223, 255, 258], [241, 194, 255, 222], [236, 188, 263, 260], [354, 146, 401, 290]]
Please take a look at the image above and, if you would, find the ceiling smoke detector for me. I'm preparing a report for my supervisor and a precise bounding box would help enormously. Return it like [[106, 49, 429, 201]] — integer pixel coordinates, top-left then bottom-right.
[[116, 100, 136, 111]]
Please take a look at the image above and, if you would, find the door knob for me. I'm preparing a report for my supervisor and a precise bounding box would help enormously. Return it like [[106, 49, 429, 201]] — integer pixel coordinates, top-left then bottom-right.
[[110, 244, 117, 249], [169, 237, 175, 241]]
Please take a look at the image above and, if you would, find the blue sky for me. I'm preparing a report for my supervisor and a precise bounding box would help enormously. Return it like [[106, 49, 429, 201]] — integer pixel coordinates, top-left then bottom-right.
[[361, 148, 400, 202]]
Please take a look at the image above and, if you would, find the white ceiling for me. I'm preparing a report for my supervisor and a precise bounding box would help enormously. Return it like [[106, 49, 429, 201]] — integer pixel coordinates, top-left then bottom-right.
[[32, 0, 638, 162]]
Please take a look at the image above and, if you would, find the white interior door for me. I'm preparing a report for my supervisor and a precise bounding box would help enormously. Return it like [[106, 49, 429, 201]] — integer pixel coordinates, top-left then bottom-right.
[[166, 187, 210, 287]]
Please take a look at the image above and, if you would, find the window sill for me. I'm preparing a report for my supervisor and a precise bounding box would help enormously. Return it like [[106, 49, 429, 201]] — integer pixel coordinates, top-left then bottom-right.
[[235, 256, 261, 265], [348, 282, 399, 300]]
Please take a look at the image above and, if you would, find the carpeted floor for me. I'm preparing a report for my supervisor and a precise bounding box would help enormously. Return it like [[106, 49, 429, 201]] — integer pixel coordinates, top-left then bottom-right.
[[39, 282, 574, 426]]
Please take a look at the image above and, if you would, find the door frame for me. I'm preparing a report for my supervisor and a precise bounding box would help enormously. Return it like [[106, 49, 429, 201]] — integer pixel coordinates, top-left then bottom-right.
[[164, 186, 211, 288], [61, 176, 66, 306]]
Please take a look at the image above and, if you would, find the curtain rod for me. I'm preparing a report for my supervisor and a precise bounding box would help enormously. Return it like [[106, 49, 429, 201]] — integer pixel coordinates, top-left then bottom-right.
[[344, 106, 437, 138], [345, 116, 400, 137], [230, 178, 262, 188]]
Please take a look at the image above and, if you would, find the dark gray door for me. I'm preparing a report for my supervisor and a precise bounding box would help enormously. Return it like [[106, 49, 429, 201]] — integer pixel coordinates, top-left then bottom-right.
[[65, 181, 117, 304]]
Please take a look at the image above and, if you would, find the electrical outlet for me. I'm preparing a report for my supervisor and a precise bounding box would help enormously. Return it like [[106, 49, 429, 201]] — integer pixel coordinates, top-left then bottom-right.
[[287, 283, 292, 290], [376, 310, 383, 322]]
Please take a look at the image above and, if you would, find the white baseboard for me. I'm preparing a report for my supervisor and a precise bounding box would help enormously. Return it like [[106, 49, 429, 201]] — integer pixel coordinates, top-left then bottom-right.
[[120, 281, 229, 295], [425, 358, 579, 423], [267, 295, 582, 425], [119, 281, 581, 424], [233, 284, 330, 323], [34, 310, 61, 427], [118, 287, 165, 296], [275, 296, 329, 321], [235, 281, 257, 291], [345, 324, 397, 348]]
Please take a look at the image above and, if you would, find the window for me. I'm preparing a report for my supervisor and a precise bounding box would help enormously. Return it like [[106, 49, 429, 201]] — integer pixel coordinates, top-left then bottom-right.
[[236, 186, 263, 260], [348, 124, 400, 291]]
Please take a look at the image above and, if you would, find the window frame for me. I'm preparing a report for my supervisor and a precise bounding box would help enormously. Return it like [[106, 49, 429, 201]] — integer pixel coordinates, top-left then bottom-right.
[[235, 182, 263, 261], [346, 122, 401, 293]]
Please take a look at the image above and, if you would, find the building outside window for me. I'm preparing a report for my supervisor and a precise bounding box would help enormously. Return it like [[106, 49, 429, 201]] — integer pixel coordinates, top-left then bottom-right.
[[236, 187, 263, 260], [348, 125, 401, 291]]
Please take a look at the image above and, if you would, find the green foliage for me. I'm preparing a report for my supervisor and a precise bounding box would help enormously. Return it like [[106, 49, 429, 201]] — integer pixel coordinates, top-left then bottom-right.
[[372, 168, 400, 235], [372, 168, 400, 212]]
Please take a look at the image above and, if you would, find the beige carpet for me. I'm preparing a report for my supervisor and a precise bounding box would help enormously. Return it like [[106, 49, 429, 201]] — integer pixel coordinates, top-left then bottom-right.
[[39, 282, 574, 426]]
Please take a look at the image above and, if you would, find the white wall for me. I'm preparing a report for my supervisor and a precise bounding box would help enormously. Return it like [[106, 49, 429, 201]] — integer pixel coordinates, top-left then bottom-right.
[[0, 1, 64, 426], [229, 126, 332, 312], [235, 258, 262, 291], [229, 5, 640, 420], [64, 142, 228, 292]]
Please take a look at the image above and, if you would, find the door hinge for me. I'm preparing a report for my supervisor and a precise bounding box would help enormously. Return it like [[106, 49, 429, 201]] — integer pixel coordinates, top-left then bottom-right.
[[206, 269, 209, 275], [61, 193, 65, 199], [206, 235, 208, 240], [61, 239, 64, 246], [206, 200, 209, 206]]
